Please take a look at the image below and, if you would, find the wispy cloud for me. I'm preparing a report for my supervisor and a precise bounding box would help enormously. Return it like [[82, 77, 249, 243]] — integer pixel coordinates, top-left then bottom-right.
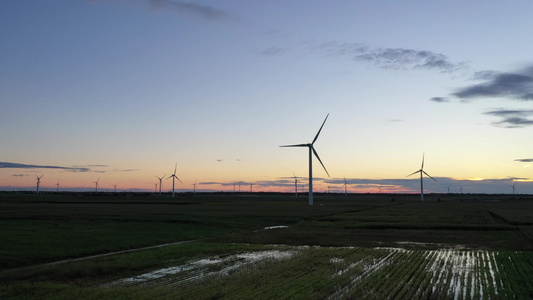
[[430, 97, 449, 103], [484, 109, 533, 128], [258, 46, 288, 56], [515, 158, 533, 163], [0, 162, 91, 172], [147, 0, 232, 21], [452, 66, 533, 101], [313, 42, 467, 72]]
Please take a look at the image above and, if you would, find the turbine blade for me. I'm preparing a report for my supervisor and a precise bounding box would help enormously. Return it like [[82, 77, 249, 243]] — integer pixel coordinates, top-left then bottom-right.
[[421, 153, 425, 169], [312, 113, 329, 144], [423, 171, 437, 182], [407, 170, 421, 177], [280, 143, 308, 147], [174, 163, 177, 175], [312, 147, 330, 177], [176, 177, 183, 184]]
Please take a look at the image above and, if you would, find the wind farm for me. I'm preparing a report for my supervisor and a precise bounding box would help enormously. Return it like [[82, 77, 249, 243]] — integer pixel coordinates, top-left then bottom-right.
[[2, 1, 533, 298]]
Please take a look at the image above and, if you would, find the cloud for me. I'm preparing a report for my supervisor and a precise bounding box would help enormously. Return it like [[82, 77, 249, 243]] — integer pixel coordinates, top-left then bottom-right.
[[11, 174, 26, 177], [315, 42, 466, 72], [147, 0, 231, 21], [515, 158, 533, 163], [483, 109, 533, 128], [452, 67, 533, 101], [0, 162, 91, 172], [430, 97, 449, 103], [258, 47, 288, 56]]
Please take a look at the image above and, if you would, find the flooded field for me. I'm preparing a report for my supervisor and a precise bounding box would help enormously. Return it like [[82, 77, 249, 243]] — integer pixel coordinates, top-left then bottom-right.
[[100, 245, 533, 299]]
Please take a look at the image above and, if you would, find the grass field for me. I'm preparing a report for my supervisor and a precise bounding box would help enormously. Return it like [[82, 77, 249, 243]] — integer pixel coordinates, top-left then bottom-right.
[[1, 192, 532, 299]]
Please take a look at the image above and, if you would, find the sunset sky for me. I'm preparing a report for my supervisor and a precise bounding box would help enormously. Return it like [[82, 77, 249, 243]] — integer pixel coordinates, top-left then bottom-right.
[[2, 1, 533, 194]]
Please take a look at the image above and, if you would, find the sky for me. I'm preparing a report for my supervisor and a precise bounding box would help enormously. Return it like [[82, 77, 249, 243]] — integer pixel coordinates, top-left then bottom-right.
[[2, 0, 533, 194]]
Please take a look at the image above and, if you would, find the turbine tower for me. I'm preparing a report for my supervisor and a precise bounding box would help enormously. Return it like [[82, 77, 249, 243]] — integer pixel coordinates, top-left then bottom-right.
[[342, 177, 348, 196], [249, 181, 254, 194], [93, 179, 99, 193], [167, 163, 182, 198], [35, 175, 44, 194], [407, 154, 436, 201], [56, 181, 60, 192], [114, 184, 117, 193], [192, 180, 197, 193], [280, 114, 330, 206], [292, 172, 299, 197], [512, 182, 517, 195], [156, 174, 166, 195]]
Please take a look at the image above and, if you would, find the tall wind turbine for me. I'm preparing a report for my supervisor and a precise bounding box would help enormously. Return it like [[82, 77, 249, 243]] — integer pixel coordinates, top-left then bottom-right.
[[56, 181, 60, 192], [446, 184, 451, 194], [280, 114, 330, 206], [249, 180, 254, 194], [93, 179, 99, 193], [167, 163, 182, 198], [35, 175, 44, 194], [407, 154, 436, 201], [192, 180, 197, 193], [512, 182, 517, 195], [156, 174, 166, 195], [154, 183, 158, 193]]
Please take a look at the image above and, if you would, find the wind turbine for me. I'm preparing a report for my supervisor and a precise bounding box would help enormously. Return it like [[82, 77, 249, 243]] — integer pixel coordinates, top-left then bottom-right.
[[280, 114, 330, 206], [407, 154, 436, 201], [192, 180, 197, 193], [167, 163, 182, 198], [446, 184, 451, 194], [35, 175, 44, 194], [93, 179, 99, 193], [342, 177, 348, 196], [114, 184, 117, 193], [156, 174, 166, 195], [56, 181, 60, 192], [512, 182, 517, 195], [249, 181, 254, 194], [154, 183, 158, 193], [292, 172, 299, 197]]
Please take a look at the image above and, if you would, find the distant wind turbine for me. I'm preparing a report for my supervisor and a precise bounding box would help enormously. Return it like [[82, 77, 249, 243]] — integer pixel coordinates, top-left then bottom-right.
[[512, 182, 517, 195], [407, 154, 436, 201], [93, 179, 99, 193], [56, 181, 60, 192], [249, 180, 254, 194], [35, 175, 44, 194], [292, 172, 299, 197], [154, 183, 158, 193], [342, 178, 348, 196], [167, 163, 182, 198], [446, 184, 451, 194], [114, 184, 117, 193], [280, 114, 330, 206], [156, 174, 166, 195], [192, 180, 197, 193]]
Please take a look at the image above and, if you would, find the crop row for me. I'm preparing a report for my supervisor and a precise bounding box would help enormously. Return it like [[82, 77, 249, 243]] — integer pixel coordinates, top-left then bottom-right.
[[97, 246, 533, 299]]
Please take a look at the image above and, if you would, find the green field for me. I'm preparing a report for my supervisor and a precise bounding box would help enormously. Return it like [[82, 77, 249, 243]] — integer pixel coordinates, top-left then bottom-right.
[[1, 192, 532, 299]]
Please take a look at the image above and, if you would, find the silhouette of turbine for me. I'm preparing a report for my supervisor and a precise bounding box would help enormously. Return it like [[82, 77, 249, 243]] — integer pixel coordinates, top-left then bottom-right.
[[407, 154, 436, 201], [280, 114, 330, 206]]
